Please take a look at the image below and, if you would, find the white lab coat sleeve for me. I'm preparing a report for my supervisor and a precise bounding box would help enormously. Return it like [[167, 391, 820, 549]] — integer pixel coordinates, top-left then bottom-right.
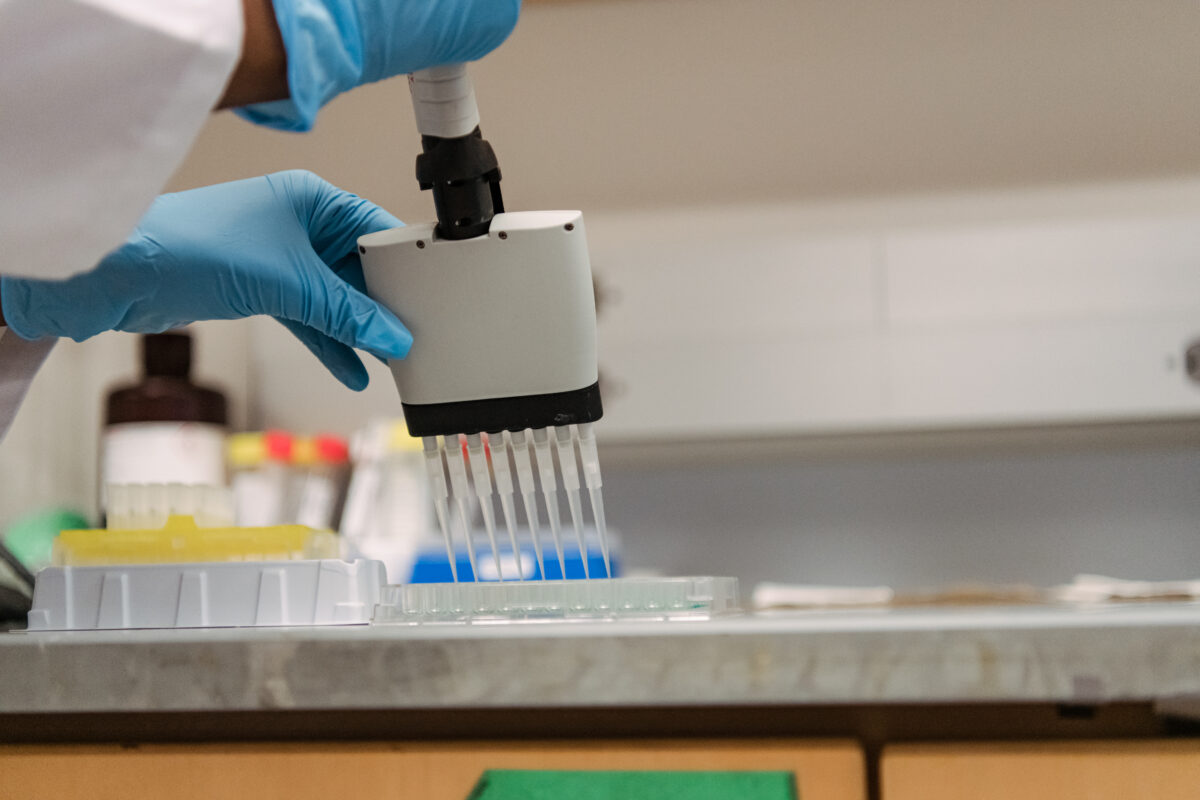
[[0, 331, 56, 442], [0, 0, 244, 281], [0, 0, 243, 440]]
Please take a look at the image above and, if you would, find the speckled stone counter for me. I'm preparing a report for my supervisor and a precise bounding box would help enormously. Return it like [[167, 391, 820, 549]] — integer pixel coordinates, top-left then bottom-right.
[[3, 603, 1200, 714]]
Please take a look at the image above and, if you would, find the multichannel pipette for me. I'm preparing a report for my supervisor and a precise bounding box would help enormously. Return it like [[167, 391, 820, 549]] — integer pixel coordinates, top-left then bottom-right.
[[359, 63, 611, 583]]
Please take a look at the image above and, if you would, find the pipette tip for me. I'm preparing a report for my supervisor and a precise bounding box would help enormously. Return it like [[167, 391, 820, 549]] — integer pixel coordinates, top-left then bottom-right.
[[424, 424, 610, 583]]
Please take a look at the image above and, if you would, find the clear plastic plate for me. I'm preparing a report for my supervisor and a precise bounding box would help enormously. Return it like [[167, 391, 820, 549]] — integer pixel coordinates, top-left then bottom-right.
[[372, 576, 739, 625]]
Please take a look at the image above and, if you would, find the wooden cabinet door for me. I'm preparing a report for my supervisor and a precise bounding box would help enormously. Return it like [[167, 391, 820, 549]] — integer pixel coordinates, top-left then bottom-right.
[[883, 741, 1200, 800], [1, 738, 865, 800]]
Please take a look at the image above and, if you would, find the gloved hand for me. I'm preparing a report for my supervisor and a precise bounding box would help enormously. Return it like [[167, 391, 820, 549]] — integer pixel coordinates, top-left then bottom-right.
[[1, 171, 409, 391], [238, 0, 520, 131]]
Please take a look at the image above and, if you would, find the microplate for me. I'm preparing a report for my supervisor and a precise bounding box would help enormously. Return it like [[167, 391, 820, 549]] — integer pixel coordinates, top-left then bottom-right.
[[371, 576, 739, 625]]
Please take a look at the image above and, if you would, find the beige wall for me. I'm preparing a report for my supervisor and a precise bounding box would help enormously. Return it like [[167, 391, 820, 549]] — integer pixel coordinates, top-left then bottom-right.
[[170, 0, 1200, 210]]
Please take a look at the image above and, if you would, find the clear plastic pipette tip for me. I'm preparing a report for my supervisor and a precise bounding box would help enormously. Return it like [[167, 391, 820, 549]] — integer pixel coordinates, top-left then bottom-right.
[[422, 436, 457, 582], [444, 437, 480, 581], [577, 423, 612, 578], [466, 433, 507, 581], [510, 430, 547, 579], [431, 424, 609, 583], [489, 432, 526, 581], [587, 488, 611, 578], [554, 425, 590, 580], [532, 427, 568, 578]]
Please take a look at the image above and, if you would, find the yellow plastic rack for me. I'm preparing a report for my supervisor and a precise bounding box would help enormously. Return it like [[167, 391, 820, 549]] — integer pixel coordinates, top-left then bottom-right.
[[53, 515, 339, 566]]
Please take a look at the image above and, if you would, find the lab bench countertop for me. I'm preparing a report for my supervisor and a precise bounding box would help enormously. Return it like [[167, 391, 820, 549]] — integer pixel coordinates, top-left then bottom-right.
[[3, 602, 1200, 715]]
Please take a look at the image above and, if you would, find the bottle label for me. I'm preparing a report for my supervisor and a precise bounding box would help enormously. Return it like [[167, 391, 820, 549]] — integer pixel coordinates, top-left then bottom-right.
[[102, 422, 227, 495]]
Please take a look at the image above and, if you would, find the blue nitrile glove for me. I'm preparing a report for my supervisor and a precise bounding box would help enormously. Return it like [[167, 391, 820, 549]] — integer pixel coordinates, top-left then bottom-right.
[[1, 171, 410, 391], [238, 0, 521, 132]]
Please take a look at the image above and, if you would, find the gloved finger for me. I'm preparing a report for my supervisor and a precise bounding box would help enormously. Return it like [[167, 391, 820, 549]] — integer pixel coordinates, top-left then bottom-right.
[[329, 252, 367, 291], [364, 0, 522, 84], [276, 171, 402, 266], [284, 255, 414, 360], [277, 319, 371, 391], [327, 254, 393, 361]]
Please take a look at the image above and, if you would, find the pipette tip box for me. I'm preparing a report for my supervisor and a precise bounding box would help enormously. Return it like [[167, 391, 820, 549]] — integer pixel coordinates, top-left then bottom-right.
[[372, 576, 739, 625]]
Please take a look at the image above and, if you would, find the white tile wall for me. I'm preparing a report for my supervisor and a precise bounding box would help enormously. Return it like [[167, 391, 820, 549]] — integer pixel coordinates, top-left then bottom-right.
[[885, 216, 1200, 323], [586, 182, 1200, 441]]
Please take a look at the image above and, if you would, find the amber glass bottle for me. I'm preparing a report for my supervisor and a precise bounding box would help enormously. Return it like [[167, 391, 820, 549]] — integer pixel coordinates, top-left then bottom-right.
[[101, 332, 229, 508]]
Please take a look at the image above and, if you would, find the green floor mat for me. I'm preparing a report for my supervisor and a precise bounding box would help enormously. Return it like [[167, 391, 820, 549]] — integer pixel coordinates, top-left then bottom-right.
[[467, 769, 797, 800]]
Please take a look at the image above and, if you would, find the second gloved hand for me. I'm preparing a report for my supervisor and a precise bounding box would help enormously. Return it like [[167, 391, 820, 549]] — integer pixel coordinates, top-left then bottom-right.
[[239, 0, 520, 131], [1, 170, 410, 391]]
